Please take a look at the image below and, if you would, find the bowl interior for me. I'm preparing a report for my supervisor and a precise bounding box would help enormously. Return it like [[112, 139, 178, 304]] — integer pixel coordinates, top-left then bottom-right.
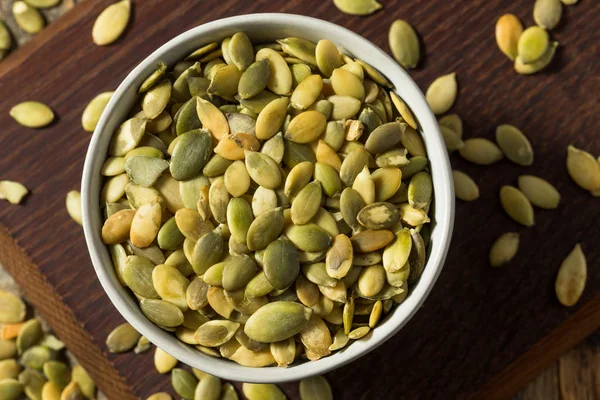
[[82, 13, 454, 383]]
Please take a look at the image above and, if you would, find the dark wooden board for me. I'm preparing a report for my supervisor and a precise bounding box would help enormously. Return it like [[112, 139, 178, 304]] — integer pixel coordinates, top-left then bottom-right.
[[0, 0, 599, 399]]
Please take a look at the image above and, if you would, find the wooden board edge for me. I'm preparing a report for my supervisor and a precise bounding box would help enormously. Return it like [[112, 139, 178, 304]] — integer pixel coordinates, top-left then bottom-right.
[[0, 0, 100, 79], [0, 224, 137, 400], [469, 295, 600, 400]]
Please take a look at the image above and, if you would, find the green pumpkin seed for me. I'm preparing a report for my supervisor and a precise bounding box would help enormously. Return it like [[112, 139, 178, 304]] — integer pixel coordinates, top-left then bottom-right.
[[355, 59, 392, 88], [357, 202, 399, 229], [141, 299, 184, 327], [123, 255, 159, 298], [106, 323, 141, 353], [517, 26, 549, 64], [208, 65, 243, 99], [264, 236, 300, 290], [9, 101, 54, 128], [42, 361, 70, 390], [439, 125, 464, 151], [375, 148, 409, 168], [517, 175, 560, 209], [125, 156, 169, 187], [175, 98, 202, 136], [340, 149, 370, 187], [408, 171, 433, 209], [71, 365, 95, 399], [285, 223, 332, 252], [313, 163, 342, 198], [425, 73, 457, 115], [285, 111, 327, 144], [143, 79, 171, 119], [12, 1, 44, 34], [489, 232, 519, 267], [16, 319, 43, 355], [152, 264, 189, 310], [357, 265, 386, 297], [130, 201, 162, 248], [315, 39, 343, 77], [245, 151, 281, 189], [438, 114, 463, 138], [284, 161, 314, 198], [171, 368, 197, 400], [333, 0, 382, 15], [499, 186, 535, 227], [340, 187, 365, 232], [242, 383, 286, 400], [0, 359, 20, 380], [327, 95, 362, 120], [534, 0, 562, 30], [245, 207, 284, 251], [170, 129, 213, 180], [108, 117, 147, 156], [348, 326, 371, 340], [291, 75, 323, 110], [365, 122, 403, 154], [400, 126, 426, 157], [300, 315, 332, 360], [291, 181, 322, 225], [283, 140, 316, 168], [495, 124, 533, 166], [299, 376, 333, 400], [269, 338, 296, 368], [154, 347, 178, 374], [101, 157, 125, 176], [228, 32, 254, 71], [139, 62, 167, 93], [191, 230, 225, 275], [92, 0, 130, 45], [194, 321, 239, 347], [0, 379, 23, 400], [0, 291, 26, 324], [383, 228, 412, 272], [207, 177, 229, 224], [227, 198, 253, 244], [389, 19, 420, 69], [331, 68, 365, 100], [194, 374, 221, 400], [399, 203, 429, 226], [224, 161, 251, 198], [220, 383, 238, 400], [133, 335, 151, 354], [459, 138, 504, 165], [555, 244, 586, 306], [452, 170, 479, 202], [277, 37, 317, 65], [0, 340, 17, 360], [222, 255, 258, 291], [256, 48, 293, 95], [329, 328, 350, 351], [254, 97, 288, 140], [566, 145, 600, 191], [369, 299, 384, 327], [245, 302, 312, 343], [238, 59, 271, 99], [82, 92, 114, 131], [179, 175, 209, 210]]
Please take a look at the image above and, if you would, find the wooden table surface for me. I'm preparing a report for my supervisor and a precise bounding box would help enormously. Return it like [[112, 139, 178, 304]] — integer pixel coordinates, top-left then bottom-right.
[[1, 0, 599, 399]]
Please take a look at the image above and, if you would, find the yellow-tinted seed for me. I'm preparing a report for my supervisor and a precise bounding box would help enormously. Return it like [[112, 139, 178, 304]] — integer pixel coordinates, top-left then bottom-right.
[[495, 14, 523, 60], [92, 0, 131, 46], [517, 26, 549, 64], [425, 73, 457, 115]]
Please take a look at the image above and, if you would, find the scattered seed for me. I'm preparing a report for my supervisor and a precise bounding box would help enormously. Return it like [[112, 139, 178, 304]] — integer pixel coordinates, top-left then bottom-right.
[[10, 101, 54, 128], [489, 232, 520, 267], [495, 14, 523, 60], [499, 185, 535, 227], [459, 138, 504, 165], [517, 175, 560, 209], [105, 323, 141, 353], [514, 41, 558, 74], [0, 181, 29, 205], [92, 0, 131, 46], [555, 244, 587, 306], [12, 1, 44, 34], [452, 170, 479, 201], [517, 26, 549, 64], [425, 73, 457, 115], [333, 0, 382, 15], [495, 124, 533, 166], [299, 375, 333, 400], [566, 145, 600, 191], [388, 19, 420, 69], [82, 92, 114, 132], [534, 0, 563, 30]]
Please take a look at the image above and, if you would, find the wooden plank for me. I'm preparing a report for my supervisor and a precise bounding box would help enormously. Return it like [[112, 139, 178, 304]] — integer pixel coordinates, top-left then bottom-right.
[[558, 331, 600, 400], [0, 0, 598, 399]]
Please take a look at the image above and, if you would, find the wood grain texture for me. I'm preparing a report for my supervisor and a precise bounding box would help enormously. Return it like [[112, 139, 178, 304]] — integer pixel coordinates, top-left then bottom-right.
[[0, 0, 598, 399], [559, 331, 600, 400]]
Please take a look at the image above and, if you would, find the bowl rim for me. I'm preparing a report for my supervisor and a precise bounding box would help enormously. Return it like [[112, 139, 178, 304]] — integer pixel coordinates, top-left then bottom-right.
[[82, 13, 454, 383]]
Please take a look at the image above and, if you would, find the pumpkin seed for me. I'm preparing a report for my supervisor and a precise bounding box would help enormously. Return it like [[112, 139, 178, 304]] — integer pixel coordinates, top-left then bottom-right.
[[299, 315, 332, 360], [256, 48, 293, 95], [400, 126, 426, 157], [192, 230, 225, 275], [9, 101, 54, 128], [333, 0, 382, 15], [245, 302, 312, 343], [152, 264, 189, 310], [399, 203, 430, 226], [196, 97, 229, 141], [555, 244, 586, 306], [425, 73, 457, 115], [299, 376, 333, 400], [438, 114, 463, 138], [237, 59, 271, 99], [208, 177, 230, 224], [534, 0, 562, 30], [439, 125, 464, 151], [291, 75, 323, 110], [171, 368, 198, 400], [254, 97, 288, 140], [517, 26, 549, 64], [408, 171, 433, 209], [452, 170, 479, 201], [389, 19, 420, 69], [222, 255, 258, 291], [245, 151, 281, 189], [194, 321, 239, 347], [459, 138, 504, 165], [82, 92, 113, 132], [495, 124, 534, 166], [285, 224, 332, 252], [141, 299, 184, 327], [327, 95, 362, 120], [566, 145, 600, 191], [291, 181, 322, 225], [92, 0, 130, 45], [154, 347, 178, 374], [348, 326, 371, 339], [499, 186, 535, 227], [285, 111, 327, 144], [12, 1, 44, 34], [329, 328, 350, 351], [170, 129, 213, 180], [495, 14, 523, 60], [277, 37, 317, 65], [108, 117, 147, 156], [261, 133, 285, 164], [489, 232, 519, 267], [229, 32, 254, 71], [0, 291, 26, 324], [208, 65, 243, 99], [357, 202, 399, 230], [194, 374, 221, 400], [16, 319, 43, 355], [139, 62, 167, 93], [130, 201, 162, 248], [264, 236, 300, 290], [106, 323, 140, 353], [147, 393, 173, 400], [331, 68, 365, 100], [242, 383, 285, 400], [383, 229, 412, 272], [315, 39, 343, 77], [517, 175, 560, 209], [247, 208, 284, 251], [42, 361, 70, 390], [125, 156, 169, 187], [355, 59, 392, 88]]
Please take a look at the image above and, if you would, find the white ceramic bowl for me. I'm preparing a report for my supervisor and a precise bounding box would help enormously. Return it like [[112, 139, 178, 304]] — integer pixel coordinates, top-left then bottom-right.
[[82, 13, 454, 383]]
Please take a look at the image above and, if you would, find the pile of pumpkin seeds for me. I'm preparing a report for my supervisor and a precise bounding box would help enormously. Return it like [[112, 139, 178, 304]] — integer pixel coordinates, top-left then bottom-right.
[[494, 0, 578, 74], [105, 321, 334, 399], [0, 289, 98, 400], [99, 32, 433, 367]]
